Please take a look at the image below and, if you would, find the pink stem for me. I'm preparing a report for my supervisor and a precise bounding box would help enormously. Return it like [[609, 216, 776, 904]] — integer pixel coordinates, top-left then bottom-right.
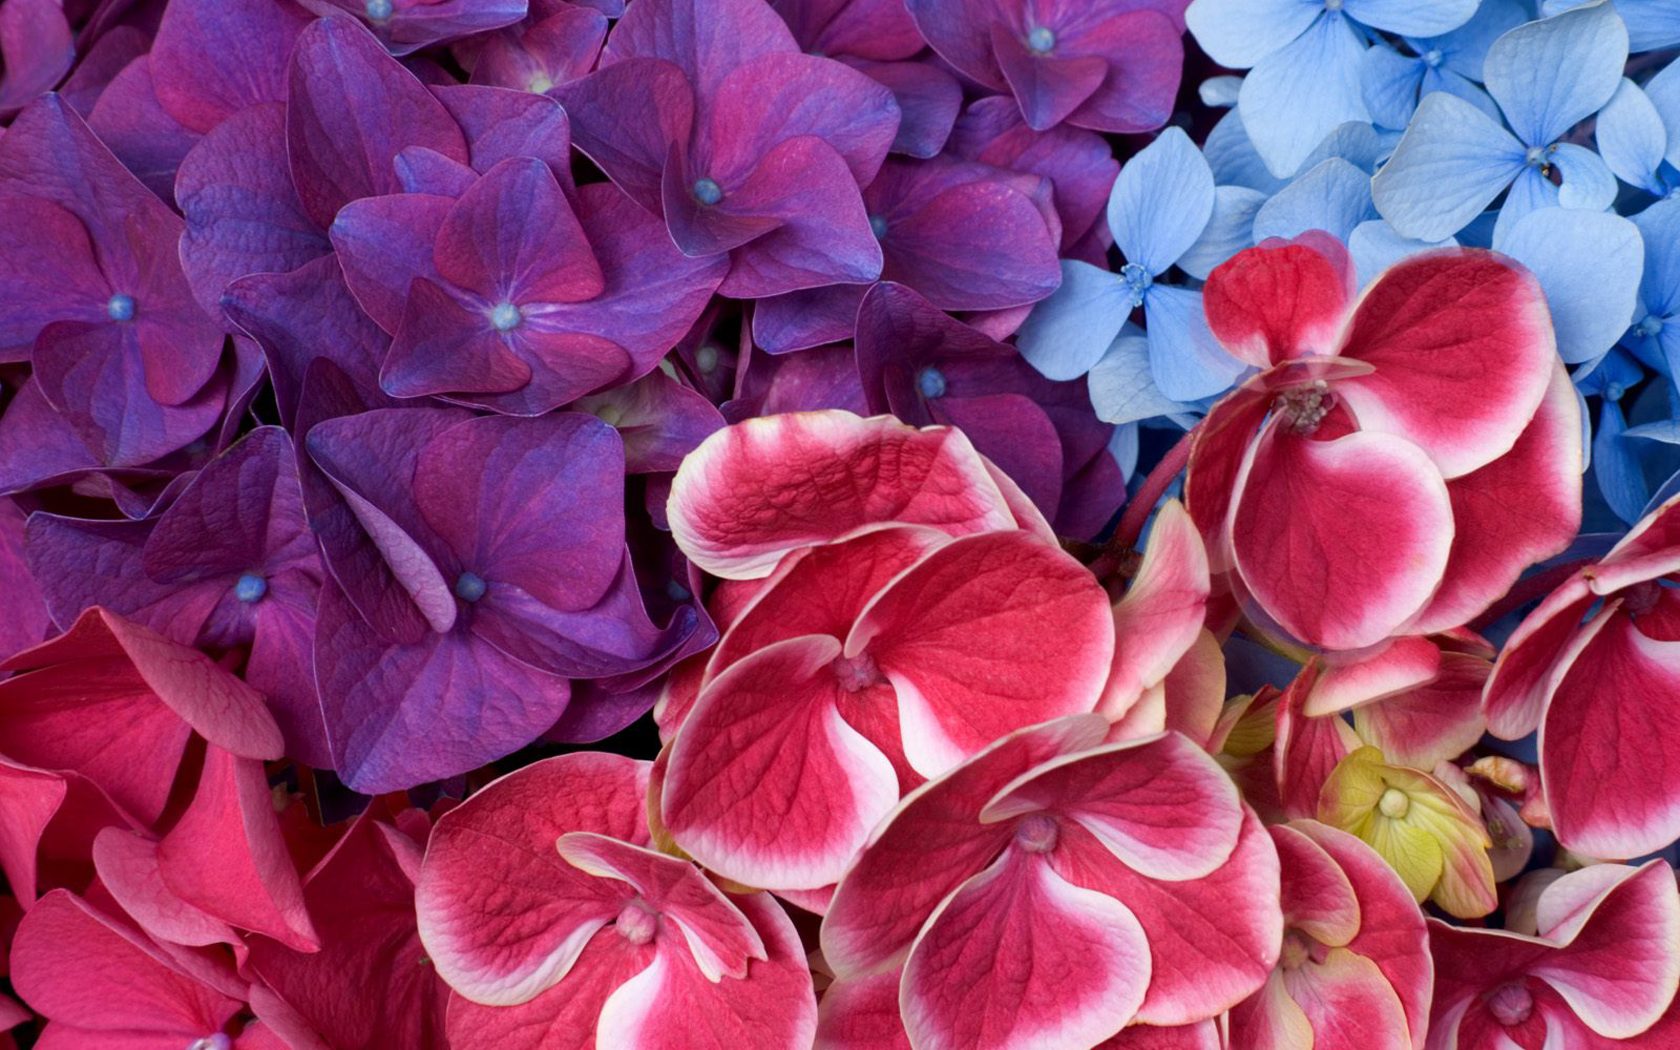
[[1090, 430, 1194, 579]]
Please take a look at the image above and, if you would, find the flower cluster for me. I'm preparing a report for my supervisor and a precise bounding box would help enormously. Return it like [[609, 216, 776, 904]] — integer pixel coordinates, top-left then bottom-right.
[[2, 0, 1680, 1048]]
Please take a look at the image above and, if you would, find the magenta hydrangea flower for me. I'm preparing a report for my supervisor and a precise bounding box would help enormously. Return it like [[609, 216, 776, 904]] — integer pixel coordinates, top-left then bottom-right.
[[554, 0, 902, 299]]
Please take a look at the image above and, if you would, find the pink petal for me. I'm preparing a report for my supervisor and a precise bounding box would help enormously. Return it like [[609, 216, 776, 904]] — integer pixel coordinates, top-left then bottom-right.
[[1094, 1018, 1224, 1049], [1540, 608, 1680, 858], [814, 968, 911, 1050], [93, 829, 237, 949], [1183, 384, 1271, 572], [1352, 652, 1489, 771], [1280, 947, 1411, 1050], [1294, 822, 1431, 1047], [10, 889, 240, 1036], [1592, 492, 1680, 593], [593, 891, 818, 1050], [1269, 824, 1360, 947], [155, 746, 317, 952], [852, 529, 1113, 775], [662, 635, 900, 891], [1537, 860, 1680, 1038], [1050, 809, 1283, 1025], [900, 849, 1151, 1050], [1202, 232, 1354, 369], [821, 715, 1109, 978], [416, 753, 649, 1006], [1230, 421, 1453, 651], [980, 732, 1243, 881], [1158, 629, 1226, 749], [556, 832, 766, 980], [444, 933, 656, 1050], [1481, 575, 1595, 739], [1404, 364, 1582, 634], [1274, 667, 1361, 820], [667, 411, 1015, 579], [1303, 636, 1442, 717], [1100, 501, 1210, 721], [707, 526, 947, 681], [1335, 249, 1555, 479]]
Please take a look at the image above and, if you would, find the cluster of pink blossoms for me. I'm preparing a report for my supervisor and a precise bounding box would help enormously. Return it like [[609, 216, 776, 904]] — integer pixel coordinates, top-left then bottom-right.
[[5, 230, 1680, 1050]]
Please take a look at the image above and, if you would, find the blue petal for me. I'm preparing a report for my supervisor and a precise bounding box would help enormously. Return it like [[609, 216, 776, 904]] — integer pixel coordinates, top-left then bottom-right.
[[1300, 120, 1394, 174], [1424, 0, 1531, 78], [1360, 46, 1426, 130], [1493, 165, 1560, 245], [1087, 330, 1194, 425], [1344, 0, 1477, 37], [1423, 68, 1505, 124], [1632, 198, 1680, 319], [1483, 0, 1629, 146], [1593, 398, 1651, 524], [1643, 58, 1680, 170], [1574, 346, 1645, 396], [1016, 261, 1133, 381], [1237, 12, 1372, 178], [1202, 109, 1287, 192], [1106, 127, 1216, 276], [1252, 157, 1374, 242], [1184, 0, 1323, 68], [1347, 219, 1456, 288], [1108, 423, 1140, 483], [1179, 185, 1268, 280], [1370, 91, 1526, 241], [1542, 0, 1680, 52], [1595, 80, 1667, 192], [1199, 76, 1243, 108], [1494, 207, 1644, 365], [1142, 285, 1246, 402], [1550, 143, 1619, 210]]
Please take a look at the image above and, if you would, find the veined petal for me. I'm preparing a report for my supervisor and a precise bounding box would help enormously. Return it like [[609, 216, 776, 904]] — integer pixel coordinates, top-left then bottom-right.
[[1483, 0, 1629, 147], [1202, 231, 1354, 368], [1370, 91, 1526, 242]]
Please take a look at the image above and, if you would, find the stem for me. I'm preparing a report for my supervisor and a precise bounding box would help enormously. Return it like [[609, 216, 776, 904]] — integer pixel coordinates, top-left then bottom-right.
[[1470, 558, 1595, 632], [1090, 430, 1194, 579]]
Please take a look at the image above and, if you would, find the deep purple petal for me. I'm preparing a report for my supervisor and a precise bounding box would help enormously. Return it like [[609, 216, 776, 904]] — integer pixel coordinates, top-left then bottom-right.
[[297, 0, 528, 56], [603, 0, 798, 98], [468, 5, 607, 93], [0, 0, 72, 117], [434, 157, 602, 304], [0, 195, 108, 360], [770, 0, 923, 60], [286, 15, 468, 228], [328, 192, 452, 334], [149, 0, 308, 133], [751, 283, 865, 354], [551, 58, 693, 215], [991, 24, 1109, 131], [83, 56, 200, 204], [433, 83, 575, 194], [572, 370, 725, 474], [848, 58, 963, 159], [382, 276, 538, 401]]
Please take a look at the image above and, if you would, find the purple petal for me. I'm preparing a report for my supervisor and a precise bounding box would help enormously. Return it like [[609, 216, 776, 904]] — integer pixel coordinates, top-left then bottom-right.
[[0, 195, 108, 360], [177, 103, 332, 317], [59, 26, 148, 117], [296, 0, 528, 56], [903, 0, 1007, 89], [751, 283, 865, 354], [85, 56, 201, 205], [149, 0, 308, 133], [991, 24, 1109, 131], [0, 501, 50, 662], [314, 579, 572, 793], [382, 276, 539, 401], [770, 0, 924, 60], [0, 0, 73, 117], [848, 57, 963, 159], [865, 155, 1062, 311], [1059, 9, 1184, 133], [467, 5, 607, 93], [551, 58, 693, 215], [394, 145, 479, 197], [433, 83, 575, 194], [328, 192, 452, 334], [572, 370, 725, 473], [603, 0, 798, 98], [221, 255, 390, 430], [0, 380, 102, 495], [286, 15, 468, 228], [434, 157, 602, 304]]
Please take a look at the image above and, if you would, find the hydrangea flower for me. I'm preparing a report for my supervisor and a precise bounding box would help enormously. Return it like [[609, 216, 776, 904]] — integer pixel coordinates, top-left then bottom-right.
[[1372, 0, 1629, 242], [1186, 0, 1478, 177]]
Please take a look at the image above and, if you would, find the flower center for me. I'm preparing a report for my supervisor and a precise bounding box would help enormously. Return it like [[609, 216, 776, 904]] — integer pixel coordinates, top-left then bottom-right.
[[830, 651, 885, 692], [1014, 813, 1058, 853], [234, 573, 268, 603], [1026, 26, 1056, 54], [489, 302, 522, 332], [1279, 930, 1312, 970], [454, 572, 488, 603], [1637, 315, 1665, 338], [1119, 262, 1153, 307], [869, 214, 889, 239], [1324, 0, 1343, 10], [1421, 48, 1443, 67], [365, 0, 393, 20], [106, 293, 135, 322], [692, 177, 724, 206], [916, 366, 947, 399], [1525, 145, 1554, 170], [1486, 981, 1534, 1026], [527, 73, 554, 94], [1624, 580, 1664, 617], [187, 1037, 232, 1050], [1272, 380, 1333, 435], [695, 344, 720, 373], [1378, 787, 1410, 819], [615, 900, 659, 946]]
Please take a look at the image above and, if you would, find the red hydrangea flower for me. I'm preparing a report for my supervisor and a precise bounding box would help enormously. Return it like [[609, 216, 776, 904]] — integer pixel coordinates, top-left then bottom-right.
[[1429, 861, 1680, 1047], [415, 753, 817, 1050], [1483, 492, 1680, 859], [820, 717, 1282, 1050], [1186, 233, 1580, 652]]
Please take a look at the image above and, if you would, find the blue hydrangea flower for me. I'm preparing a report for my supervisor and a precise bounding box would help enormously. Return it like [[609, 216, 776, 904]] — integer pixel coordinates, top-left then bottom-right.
[[1185, 0, 1478, 177], [1359, 0, 1529, 130], [1372, 1, 1628, 242], [1627, 197, 1680, 381], [1596, 60, 1680, 195], [1017, 127, 1243, 406], [1543, 0, 1680, 52]]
